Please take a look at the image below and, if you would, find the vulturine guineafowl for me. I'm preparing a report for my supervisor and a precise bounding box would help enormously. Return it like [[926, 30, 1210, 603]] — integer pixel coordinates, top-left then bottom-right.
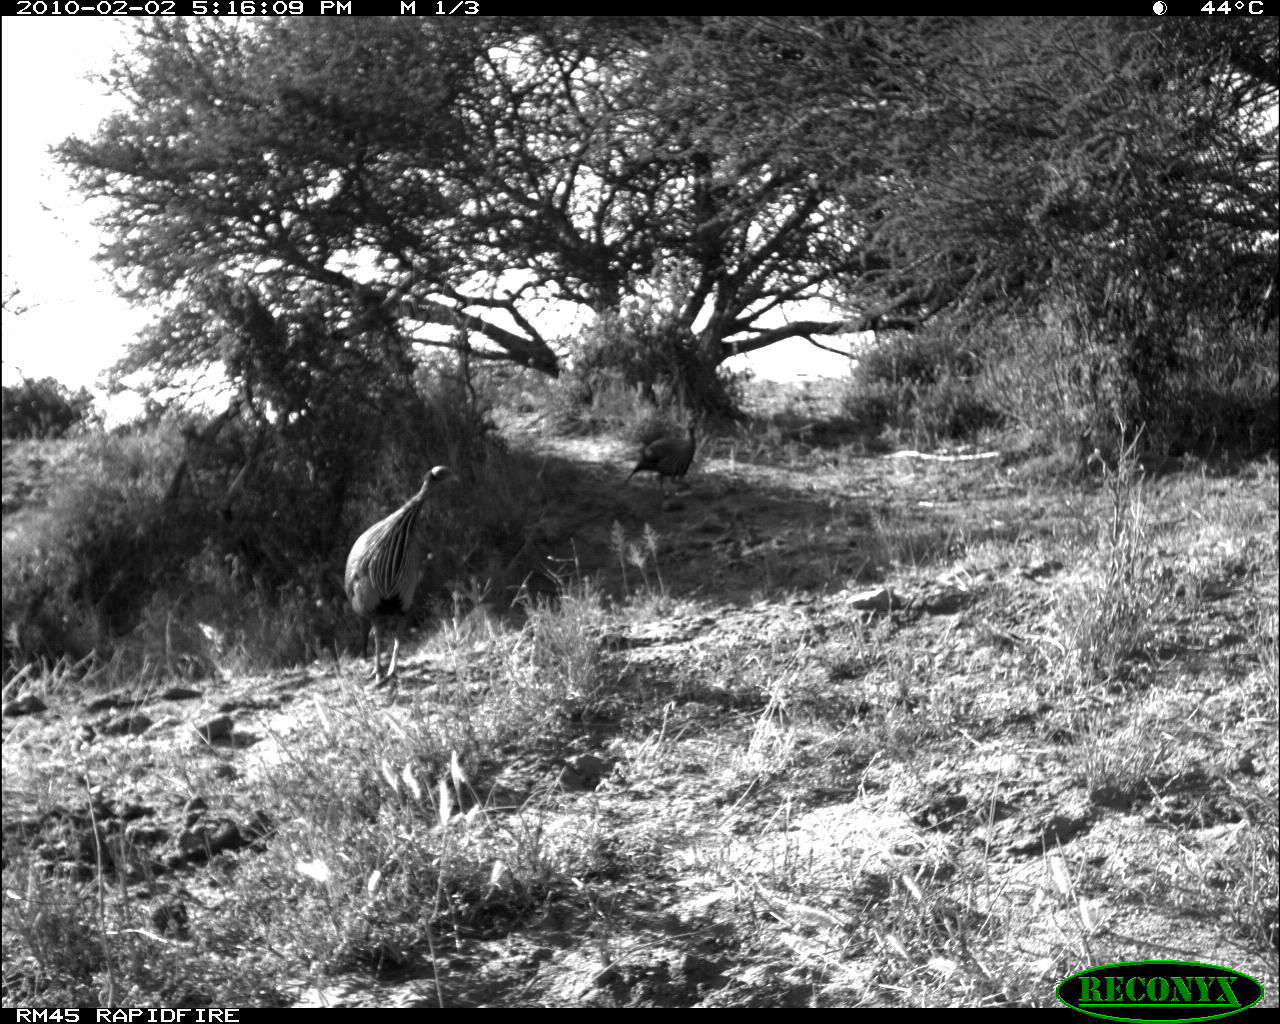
[[625, 423, 697, 496], [344, 465, 456, 685]]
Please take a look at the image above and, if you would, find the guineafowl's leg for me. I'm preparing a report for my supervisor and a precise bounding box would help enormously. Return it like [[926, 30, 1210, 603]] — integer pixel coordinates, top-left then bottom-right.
[[378, 624, 403, 695], [386, 624, 401, 681], [370, 622, 384, 682]]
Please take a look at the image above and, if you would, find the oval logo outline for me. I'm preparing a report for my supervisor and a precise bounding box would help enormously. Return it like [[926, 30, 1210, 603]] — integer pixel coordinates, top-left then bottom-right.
[[1056, 959, 1264, 1023]]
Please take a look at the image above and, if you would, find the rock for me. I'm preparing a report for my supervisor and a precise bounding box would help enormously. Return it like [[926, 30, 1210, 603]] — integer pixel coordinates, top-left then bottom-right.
[[560, 753, 615, 791], [98, 713, 153, 736], [192, 715, 233, 743], [3, 694, 47, 717], [847, 586, 900, 612], [158, 686, 202, 701]]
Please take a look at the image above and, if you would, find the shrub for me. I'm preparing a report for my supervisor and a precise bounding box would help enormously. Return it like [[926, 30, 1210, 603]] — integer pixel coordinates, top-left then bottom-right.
[[554, 267, 744, 428], [973, 308, 1278, 462], [2, 359, 564, 682], [2, 427, 198, 675], [840, 328, 1002, 446], [2, 376, 100, 439], [853, 330, 984, 389]]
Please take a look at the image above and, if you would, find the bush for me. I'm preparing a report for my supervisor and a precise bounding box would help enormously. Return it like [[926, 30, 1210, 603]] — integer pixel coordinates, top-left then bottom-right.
[[963, 313, 1100, 459], [973, 309, 1278, 463], [554, 269, 743, 428], [2, 376, 100, 439], [1, 362, 558, 682], [1153, 321, 1279, 458], [847, 305, 1278, 463], [853, 330, 984, 389], [2, 428, 199, 675], [840, 328, 1002, 446]]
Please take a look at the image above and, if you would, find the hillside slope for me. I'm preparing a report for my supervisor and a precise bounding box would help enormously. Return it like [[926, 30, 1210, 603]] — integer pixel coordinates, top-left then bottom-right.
[[4, 421, 1277, 1008]]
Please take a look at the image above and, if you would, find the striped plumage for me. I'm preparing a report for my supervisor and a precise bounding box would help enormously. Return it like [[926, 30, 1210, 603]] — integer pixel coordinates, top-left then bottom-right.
[[626, 423, 697, 495], [344, 465, 455, 684]]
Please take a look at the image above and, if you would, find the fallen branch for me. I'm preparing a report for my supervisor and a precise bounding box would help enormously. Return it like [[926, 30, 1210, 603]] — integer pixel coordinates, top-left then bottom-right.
[[886, 450, 999, 462]]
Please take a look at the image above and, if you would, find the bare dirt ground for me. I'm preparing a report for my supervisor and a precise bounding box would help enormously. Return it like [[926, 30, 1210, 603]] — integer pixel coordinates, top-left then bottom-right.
[[4, 407, 1277, 1008]]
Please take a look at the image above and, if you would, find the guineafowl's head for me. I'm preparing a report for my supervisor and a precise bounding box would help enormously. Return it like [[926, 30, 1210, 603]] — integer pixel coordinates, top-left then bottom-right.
[[427, 465, 457, 487]]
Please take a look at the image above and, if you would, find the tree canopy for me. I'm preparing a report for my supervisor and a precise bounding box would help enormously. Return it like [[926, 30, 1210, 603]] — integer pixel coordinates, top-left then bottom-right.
[[59, 16, 1276, 418]]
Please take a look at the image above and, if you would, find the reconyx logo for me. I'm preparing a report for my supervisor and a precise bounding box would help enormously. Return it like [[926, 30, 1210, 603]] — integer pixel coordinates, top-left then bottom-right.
[[1056, 960, 1263, 1022]]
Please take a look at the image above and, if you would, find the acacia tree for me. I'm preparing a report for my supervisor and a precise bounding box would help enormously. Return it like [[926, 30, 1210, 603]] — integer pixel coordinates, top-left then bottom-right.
[[60, 17, 918, 416], [886, 18, 1276, 407], [60, 17, 1274, 431], [61, 18, 542, 384], [701, 17, 1277, 431]]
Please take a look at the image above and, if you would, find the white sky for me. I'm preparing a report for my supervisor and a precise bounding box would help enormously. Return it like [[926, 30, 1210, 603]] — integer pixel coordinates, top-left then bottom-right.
[[1, 17, 146, 401], [1, 17, 857, 417]]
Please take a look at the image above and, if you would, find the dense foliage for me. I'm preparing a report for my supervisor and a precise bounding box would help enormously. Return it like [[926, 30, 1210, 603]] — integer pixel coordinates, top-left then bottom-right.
[[55, 17, 1274, 426], [1, 376, 99, 440]]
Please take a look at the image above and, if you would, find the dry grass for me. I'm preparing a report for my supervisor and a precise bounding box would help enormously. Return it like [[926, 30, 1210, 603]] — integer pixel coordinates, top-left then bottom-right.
[[4, 389, 1277, 1008]]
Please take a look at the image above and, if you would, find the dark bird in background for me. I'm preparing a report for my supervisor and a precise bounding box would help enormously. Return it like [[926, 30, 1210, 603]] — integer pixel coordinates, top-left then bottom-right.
[[625, 423, 697, 496], [344, 465, 456, 684]]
